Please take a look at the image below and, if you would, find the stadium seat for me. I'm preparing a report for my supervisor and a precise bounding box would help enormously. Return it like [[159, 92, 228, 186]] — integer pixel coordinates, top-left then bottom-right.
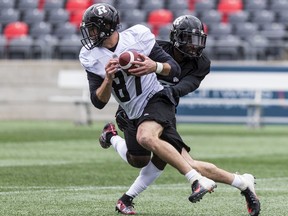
[[228, 11, 249, 25], [4, 22, 28, 40], [17, 0, 39, 12], [0, 0, 15, 9], [22, 9, 45, 26], [141, 0, 165, 13], [167, 0, 189, 15], [38, 0, 45, 9], [234, 22, 258, 39], [270, 0, 288, 13], [246, 35, 269, 60], [117, 0, 141, 19], [46, 8, 69, 26], [0, 35, 7, 58], [29, 22, 52, 39], [213, 35, 244, 60], [173, 9, 196, 19], [208, 23, 232, 39], [57, 34, 82, 59], [189, 0, 218, 10], [0, 8, 20, 27], [121, 9, 147, 27], [250, 10, 275, 28], [65, 0, 90, 14], [92, 0, 115, 4], [260, 23, 286, 58], [244, 0, 267, 13], [43, 0, 65, 11], [194, 0, 215, 18], [277, 11, 288, 28], [117, 0, 140, 11], [217, 0, 243, 22], [53, 22, 77, 39], [188, 0, 196, 10], [33, 34, 58, 58], [217, 0, 243, 11], [7, 36, 34, 59], [201, 10, 222, 29], [260, 23, 286, 41], [147, 9, 174, 36]]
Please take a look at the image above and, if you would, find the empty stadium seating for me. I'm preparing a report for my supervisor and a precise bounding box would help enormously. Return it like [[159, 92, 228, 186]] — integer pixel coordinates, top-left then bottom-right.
[[0, 0, 287, 60]]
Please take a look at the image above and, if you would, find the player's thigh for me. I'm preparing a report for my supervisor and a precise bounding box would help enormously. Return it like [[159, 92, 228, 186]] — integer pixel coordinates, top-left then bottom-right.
[[124, 120, 151, 168], [136, 120, 163, 144]]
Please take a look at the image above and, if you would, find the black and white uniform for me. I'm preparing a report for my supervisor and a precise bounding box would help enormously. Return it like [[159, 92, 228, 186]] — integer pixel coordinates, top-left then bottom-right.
[[79, 25, 186, 156], [117, 40, 211, 156]]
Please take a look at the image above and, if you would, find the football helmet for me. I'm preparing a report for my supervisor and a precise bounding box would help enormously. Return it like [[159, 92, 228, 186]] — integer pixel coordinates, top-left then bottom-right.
[[170, 15, 207, 58], [80, 3, 120, 50]]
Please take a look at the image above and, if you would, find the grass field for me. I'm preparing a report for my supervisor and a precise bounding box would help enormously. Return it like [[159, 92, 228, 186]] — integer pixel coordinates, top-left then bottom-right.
[[1, 121, 288, 216]]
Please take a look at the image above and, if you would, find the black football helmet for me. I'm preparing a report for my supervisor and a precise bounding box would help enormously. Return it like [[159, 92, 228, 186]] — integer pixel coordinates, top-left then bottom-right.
[[80, 3, 120, 50], [170, 15, 207, 58]]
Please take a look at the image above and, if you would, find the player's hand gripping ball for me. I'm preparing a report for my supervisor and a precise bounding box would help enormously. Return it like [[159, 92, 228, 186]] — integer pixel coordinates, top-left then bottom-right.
[[119, 51, 143, 74]]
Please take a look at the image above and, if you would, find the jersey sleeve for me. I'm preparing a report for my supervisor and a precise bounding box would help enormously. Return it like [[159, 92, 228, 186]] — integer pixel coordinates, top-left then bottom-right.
[[172, 54, 211, 98], [79, 47, 97, 73]]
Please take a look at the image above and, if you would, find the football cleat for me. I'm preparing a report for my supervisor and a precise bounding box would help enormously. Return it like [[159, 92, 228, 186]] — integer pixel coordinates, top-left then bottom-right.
[[99, 122, 118, 149], [240, 174, 261, 216], [188, 177, 217, 203], [115, 199, 136, 215]]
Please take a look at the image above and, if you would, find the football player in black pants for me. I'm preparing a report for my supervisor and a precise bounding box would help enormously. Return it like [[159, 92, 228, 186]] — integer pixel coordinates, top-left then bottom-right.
[[100, 15, 260, 216]]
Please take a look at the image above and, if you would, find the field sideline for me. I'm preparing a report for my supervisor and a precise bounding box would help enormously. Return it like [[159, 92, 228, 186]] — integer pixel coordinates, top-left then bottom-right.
[[0, 121, 288, 216]]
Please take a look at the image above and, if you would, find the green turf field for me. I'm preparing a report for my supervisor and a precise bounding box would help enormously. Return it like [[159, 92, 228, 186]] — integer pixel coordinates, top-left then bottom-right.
[[1, 121, 288, 216]]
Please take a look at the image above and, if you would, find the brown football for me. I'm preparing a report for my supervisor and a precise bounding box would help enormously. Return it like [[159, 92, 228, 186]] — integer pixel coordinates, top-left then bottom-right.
[[119, 51, 143, 73]]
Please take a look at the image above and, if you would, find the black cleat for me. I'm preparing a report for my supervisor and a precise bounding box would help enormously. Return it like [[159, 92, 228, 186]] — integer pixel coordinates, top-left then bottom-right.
[[115, 195, 136, 215], [99, 122, 118, 149], [240, 174, 261, 216]]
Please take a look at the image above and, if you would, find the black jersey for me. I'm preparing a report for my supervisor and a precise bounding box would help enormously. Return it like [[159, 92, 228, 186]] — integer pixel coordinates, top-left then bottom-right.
[[156, 40, 211, 99]]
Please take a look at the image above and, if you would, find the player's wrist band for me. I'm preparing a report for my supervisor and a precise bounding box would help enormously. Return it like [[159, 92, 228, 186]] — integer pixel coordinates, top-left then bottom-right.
[[155, 62, 163, 74]]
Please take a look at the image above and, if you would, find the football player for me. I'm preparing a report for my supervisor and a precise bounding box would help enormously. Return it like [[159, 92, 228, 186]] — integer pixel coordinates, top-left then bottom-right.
[[79, 3, 217, 215], [99, 14, 261, 216]]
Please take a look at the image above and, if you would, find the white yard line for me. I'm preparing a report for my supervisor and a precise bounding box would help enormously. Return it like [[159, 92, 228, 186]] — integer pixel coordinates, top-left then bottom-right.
[[1, 177, 288, 195]]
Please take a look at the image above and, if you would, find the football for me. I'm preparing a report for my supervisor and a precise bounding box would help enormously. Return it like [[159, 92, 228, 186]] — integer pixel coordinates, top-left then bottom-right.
[[119, 51, 143, 73]]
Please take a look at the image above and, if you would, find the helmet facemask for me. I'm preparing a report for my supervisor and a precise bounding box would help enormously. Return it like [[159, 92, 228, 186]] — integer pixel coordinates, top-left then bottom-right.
[[175, 29, 207, 58], [80, 21, 113, 50], [170, 15, 207, 58]]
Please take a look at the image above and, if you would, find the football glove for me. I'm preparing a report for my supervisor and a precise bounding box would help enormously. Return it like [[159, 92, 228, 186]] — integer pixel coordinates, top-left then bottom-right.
[[116, 109, 128, 132]]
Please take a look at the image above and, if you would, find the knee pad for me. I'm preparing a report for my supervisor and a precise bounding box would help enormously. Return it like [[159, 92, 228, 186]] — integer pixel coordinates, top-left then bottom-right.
[[127, 154, 150, 168]]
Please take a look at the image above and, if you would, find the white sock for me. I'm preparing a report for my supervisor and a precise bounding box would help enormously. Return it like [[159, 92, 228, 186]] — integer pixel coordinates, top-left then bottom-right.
[[231, 174, 245, 190], [185, 170, 202, 184], [110, 135, 128, 162], [126, 161, 163, 198]]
